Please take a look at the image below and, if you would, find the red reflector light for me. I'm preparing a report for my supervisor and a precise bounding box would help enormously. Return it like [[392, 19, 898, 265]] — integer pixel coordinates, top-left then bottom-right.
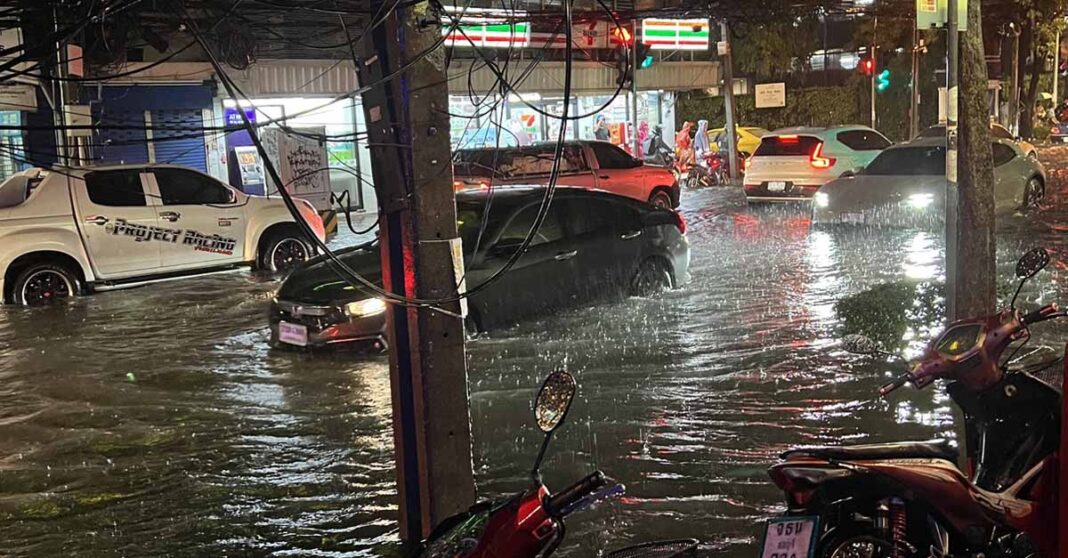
[[810, 142, 836, 169], [674, 211, 687, 235]]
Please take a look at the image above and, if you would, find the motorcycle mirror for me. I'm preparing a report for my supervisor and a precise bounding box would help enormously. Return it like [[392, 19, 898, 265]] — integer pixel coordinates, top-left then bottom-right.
[[530, 370, 577, 483], [1015, 248, 1050, 280], [842, 334, 881, 355], [534, 370, 576, 433]]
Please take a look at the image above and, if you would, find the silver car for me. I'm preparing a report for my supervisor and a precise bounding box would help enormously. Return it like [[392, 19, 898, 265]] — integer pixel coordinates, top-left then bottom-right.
[[812, 137, 1045, 227]]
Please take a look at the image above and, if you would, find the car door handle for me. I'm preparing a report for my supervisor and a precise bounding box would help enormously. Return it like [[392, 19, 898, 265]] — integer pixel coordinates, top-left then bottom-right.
[[598, 175, 610, 179], [84, 215, 108, 226], [554, 250, 578, 261], [159, 211, 181, 222], [621, 230, 643, 240]]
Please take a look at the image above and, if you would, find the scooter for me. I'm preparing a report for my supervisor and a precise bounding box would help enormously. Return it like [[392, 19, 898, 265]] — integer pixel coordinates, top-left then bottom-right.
[[686, 151, 729, 188], [765, 248, 1066, 558], [418, 371, 698, 558], [644, 126, 677, 169]]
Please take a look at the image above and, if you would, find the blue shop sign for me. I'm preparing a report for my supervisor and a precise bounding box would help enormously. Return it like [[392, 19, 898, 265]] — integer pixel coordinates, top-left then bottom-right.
[[224, 107, 257, 128]]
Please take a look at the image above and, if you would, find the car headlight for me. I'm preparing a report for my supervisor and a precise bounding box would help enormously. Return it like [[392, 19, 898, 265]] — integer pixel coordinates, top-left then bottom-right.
[[344, 298, 388, 318], [813, 192, 829, 208], [906, 193, 934, 209]]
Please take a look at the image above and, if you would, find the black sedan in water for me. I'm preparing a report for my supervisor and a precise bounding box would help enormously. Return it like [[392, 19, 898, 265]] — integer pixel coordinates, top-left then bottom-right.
[[269, 187, 691, 350]]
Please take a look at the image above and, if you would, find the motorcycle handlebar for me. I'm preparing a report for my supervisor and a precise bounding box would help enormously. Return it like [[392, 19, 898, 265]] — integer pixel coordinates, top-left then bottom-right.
[[1022, 303, 1060, 325], [547, 471, 607, 516], [879, 374, 911, 397]]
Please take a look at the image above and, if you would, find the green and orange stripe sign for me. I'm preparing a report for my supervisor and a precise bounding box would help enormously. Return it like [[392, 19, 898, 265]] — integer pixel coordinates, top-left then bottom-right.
[[444, 21, 530, 48], [641, 19, 709, 50]]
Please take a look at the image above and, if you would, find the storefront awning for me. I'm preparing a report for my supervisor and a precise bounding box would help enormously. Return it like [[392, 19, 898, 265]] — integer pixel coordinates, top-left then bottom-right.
[[447, 60, 721, 95], [89, 58, 724, 98]]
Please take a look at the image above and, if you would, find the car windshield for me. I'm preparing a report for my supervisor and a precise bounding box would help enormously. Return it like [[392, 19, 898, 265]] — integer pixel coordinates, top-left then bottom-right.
[[862, 146, 946, 176]]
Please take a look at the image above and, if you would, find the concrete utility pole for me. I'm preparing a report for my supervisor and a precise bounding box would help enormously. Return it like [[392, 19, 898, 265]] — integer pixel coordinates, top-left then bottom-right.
[[720, 20, 739, 180], [358, 0, 476, 543], [945, 0, 959, 320]]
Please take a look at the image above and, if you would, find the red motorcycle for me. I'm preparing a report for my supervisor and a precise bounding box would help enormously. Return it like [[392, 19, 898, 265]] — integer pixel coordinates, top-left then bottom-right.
[[418, 370, 699, 558], [765, 248, 1067, 558]]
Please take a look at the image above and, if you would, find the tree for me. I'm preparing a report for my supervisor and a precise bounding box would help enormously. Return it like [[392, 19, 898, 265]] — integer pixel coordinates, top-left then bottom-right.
[[731, 18, 820, 79], [956, 0, 997, 318]]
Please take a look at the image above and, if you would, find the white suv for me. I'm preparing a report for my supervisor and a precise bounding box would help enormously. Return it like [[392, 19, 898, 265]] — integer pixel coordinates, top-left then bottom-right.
[[743, 126, 891, 202]]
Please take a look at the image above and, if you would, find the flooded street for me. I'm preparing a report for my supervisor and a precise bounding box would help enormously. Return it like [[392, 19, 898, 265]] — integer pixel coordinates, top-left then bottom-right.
[[5, 151, 1068, 556]]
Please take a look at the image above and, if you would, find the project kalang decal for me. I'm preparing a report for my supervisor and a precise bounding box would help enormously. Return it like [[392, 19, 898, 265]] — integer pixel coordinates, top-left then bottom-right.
[[106, 218, 238, 256]]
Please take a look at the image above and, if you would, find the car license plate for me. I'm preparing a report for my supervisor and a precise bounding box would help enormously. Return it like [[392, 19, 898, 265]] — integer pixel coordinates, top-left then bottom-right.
[[761, 516, 819, 558], [767, 181, 788, 192], [841, 212, 865, 224], [278, 321, 308, 347]]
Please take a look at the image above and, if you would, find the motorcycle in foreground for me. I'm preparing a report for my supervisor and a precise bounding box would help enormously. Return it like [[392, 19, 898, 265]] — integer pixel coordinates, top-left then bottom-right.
[[418, 370, 699, 558], [765, 247, 1067, 558]]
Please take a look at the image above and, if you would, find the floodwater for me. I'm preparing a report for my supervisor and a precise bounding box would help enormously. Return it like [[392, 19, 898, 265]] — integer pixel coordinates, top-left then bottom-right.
[[4, 150, 1068, 556]]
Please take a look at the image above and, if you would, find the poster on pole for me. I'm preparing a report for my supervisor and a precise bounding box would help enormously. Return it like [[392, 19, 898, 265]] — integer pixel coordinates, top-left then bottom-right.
[[263, 128, 332, 211], [916, 0, 967, 31], [755, 83, 786, 109]]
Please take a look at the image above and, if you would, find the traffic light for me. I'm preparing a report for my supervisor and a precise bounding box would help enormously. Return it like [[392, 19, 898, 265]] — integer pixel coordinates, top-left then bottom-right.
[[636, 42, 654, 69], [610, 25, 634, 46], [859, 57, 874, 75], [876, 69, 891, 92]]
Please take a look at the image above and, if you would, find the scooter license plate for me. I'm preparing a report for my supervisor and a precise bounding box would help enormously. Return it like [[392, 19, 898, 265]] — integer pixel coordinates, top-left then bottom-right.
[[760, 516, 819, 558]]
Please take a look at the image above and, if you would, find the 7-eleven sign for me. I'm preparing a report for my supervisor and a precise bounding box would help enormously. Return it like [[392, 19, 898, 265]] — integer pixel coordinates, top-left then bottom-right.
[[641, 19, 710, 50], [442, 7, 531, 48]]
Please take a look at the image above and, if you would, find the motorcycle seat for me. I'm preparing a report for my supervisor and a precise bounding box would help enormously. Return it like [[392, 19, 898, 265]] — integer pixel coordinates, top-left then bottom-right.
[[780, 439, 958, 462]]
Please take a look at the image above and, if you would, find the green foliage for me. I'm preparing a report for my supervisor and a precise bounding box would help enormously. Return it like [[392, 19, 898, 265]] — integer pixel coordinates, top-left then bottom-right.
[[732, 18, 821, 79], [834, 281, 944, 352], [676, 82, 867, 132]]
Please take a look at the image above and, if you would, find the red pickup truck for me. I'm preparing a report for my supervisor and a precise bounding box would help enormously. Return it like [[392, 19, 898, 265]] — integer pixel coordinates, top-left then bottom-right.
[[454, 140, 680, 208]]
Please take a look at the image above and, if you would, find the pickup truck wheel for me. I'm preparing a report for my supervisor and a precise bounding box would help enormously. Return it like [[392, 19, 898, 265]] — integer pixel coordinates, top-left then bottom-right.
[[260, 234, 312, 273], [13, 263, 80, 306]]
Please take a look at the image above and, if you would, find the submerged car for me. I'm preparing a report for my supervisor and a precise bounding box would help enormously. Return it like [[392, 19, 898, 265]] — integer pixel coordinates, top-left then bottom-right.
[[743, 125, 891, 202], [812, 137, 1046, 227], [918, 123, 1037, 159], [269, 187, 691, 349]]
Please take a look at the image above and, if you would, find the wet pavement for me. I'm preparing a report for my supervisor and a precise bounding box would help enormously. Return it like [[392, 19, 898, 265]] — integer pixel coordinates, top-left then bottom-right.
[[5, 150, 1068, 556]]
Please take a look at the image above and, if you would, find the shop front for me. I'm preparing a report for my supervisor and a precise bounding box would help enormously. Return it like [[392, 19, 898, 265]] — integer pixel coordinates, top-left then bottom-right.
[[451, 90, 675, 158]]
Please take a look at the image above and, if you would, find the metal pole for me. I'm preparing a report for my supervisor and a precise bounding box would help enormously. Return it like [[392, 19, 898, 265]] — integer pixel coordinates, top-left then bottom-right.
[[1011, 24, 1021, 135], [1054, 25, 1061, 105], [910, 29, 921, 138], [871, 17, 878, 129], [358, 0, 476, 543], [946, 0, 959, 321], [720, 20, 739, 180], [629, 22, 640, 155]]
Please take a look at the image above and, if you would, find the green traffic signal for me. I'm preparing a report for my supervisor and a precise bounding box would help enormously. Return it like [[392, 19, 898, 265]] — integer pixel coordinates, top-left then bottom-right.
[[640, 55, 655, 69], [876, 69, 891, 93]]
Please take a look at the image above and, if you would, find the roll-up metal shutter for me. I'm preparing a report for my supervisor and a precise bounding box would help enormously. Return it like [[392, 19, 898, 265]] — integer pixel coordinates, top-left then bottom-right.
[[150, 109, 207, 171], [93, 109, 149, 165]]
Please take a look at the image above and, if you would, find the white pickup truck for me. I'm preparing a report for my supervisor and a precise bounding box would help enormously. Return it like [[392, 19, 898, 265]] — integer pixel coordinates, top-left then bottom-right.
[[0, 165, 325, 305]]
